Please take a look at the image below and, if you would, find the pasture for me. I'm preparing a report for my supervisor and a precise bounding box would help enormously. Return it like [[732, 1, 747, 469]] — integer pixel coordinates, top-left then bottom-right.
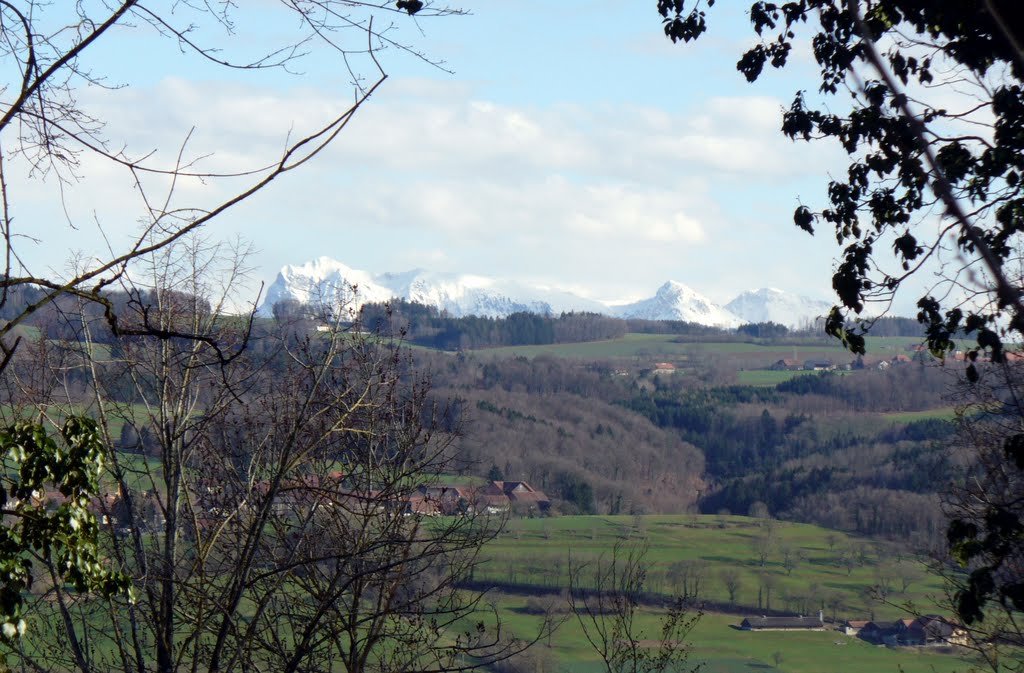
[[488, 605, 973, 673], [881, 407, 958, 423], [479, 514, 946, 622], [474, 514, 975, 673]]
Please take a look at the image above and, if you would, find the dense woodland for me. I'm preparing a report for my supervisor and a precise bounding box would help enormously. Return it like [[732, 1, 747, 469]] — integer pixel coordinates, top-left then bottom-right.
[[419, 350, 955, 544]]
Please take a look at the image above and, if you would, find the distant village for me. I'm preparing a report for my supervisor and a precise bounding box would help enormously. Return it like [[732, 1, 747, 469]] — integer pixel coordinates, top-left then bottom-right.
[[56, 477, 553, 536]]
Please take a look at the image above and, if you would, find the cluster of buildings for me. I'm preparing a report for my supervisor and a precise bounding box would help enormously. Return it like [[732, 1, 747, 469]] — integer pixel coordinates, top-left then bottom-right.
[[80, 477, 551, 535], [739, 612, 968, 647], [843, 616, 969, 647], [406, 480, 550, 516]]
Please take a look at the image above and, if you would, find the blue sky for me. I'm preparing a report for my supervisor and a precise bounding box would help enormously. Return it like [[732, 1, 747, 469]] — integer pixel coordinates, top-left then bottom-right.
[[16, 1, 903, 312]]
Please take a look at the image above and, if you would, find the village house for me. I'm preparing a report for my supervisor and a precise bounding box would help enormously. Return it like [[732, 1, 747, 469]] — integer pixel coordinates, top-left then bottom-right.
[[404, 491, 441, 516], [417, 484, 477, 516], [492, 480, 551, 513], [858, 620, 902, 645], [182, 471, 550, 523], [409, 480, 550, 516], [857, 615, 968, 647], [652, 362, 677, 374], [843, 620, 869, 637]]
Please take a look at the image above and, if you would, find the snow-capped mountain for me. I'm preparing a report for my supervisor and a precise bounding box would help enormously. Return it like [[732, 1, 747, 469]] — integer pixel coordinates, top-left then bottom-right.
[[609, 281, 743, 327], [258, 257, 606, 318], [725, 287, 832, 329], [260, 258, 394, 314], [260, 257, 832, 329]]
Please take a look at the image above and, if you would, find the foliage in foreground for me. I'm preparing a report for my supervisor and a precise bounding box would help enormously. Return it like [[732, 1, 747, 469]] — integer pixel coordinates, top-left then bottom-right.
[[0, 418, 130, 641]]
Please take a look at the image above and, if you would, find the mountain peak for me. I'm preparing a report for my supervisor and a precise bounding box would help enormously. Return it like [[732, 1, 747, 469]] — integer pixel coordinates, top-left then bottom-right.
[[726, 288, 831, 328], [613, 281, 741, 326], [259, 260, 606, 318], [259, 259, 830, 329]]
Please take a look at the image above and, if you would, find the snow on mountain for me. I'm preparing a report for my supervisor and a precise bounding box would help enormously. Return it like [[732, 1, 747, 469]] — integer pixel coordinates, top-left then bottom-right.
[[260, 257, 393, 316], [260, 258, 832, 329], [610, 281, 743, 327], [259, 258, 606, 318], [725, 287, 832, 329]]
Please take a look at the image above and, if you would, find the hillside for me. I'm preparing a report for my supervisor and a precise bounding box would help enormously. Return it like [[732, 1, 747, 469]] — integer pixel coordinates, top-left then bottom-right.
[[473, 514, 974, 673], [5, 288, 959, 544], [421, 334, 957, 542]]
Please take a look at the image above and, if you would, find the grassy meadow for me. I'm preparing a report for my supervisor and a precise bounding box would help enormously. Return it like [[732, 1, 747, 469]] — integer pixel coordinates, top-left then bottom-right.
[[480, 515, 945, 620], [472, 514, 975, 673], [489, 605, 973, 673], [735, 369, 816, 386]]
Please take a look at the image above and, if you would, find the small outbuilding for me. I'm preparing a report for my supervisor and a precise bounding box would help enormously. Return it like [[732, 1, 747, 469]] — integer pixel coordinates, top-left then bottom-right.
[[740, 615, 825, 631]]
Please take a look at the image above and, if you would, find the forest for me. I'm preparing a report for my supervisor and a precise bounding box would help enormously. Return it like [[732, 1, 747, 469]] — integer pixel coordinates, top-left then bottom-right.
[[417, 344, 957, 544]]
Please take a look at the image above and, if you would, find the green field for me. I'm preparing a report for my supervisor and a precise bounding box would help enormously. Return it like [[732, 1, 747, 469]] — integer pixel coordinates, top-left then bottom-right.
[[736, 369, 816, 386], [480, 515, 944, 620], [471, 334, 921, 363], [475, 514, 973, 673], [488, 604, 973, 673], [881, 407, 958, 423]]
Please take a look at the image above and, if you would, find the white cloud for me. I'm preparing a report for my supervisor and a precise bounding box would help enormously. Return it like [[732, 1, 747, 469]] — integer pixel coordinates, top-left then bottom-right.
[[13, 74, 845, 303]]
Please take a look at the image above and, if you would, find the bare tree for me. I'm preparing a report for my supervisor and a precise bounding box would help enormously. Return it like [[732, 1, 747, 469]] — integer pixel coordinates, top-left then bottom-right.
[[838, 546, 858, 576], [825, 593, 845, 624], [871, 567, 895, 603], [761, 569, 782, 610], [567, 538, 701, 673], [894, 563, 921, 594], [666, 559, 708, 603], [751, 529, 775, 568], [7, 238, 543, 673], [719, 568, 741, 605], [0, 1, 462, 372], [780, 545, 801, 576]]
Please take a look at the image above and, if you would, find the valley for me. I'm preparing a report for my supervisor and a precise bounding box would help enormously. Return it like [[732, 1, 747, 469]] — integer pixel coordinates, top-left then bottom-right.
[[0, 290, 991, 672]]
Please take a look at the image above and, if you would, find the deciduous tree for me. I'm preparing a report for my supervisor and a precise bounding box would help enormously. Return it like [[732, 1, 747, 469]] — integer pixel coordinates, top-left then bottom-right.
[[719, 568, 742, 604], [0, 418, 130, 642], [567, 538, 701, 673], [7, 238, 540, 673], [659, 4, 1024, 645], [659, 0, 1024, 357]]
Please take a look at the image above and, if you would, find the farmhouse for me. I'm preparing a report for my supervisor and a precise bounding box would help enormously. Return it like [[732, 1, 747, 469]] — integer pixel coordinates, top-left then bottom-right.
[[858, 620, 902, 645], [490, 480, 551, 513], [404, 492, 441, 516], [843, 620, 869, 636], [418, 484, 477, 515], [770, 358, 801, 371], [856, 615, 968, 647], [739, 615, 825, 631]]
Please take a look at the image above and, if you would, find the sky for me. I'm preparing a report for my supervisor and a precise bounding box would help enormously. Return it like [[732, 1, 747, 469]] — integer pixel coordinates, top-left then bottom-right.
[[13, 1, 914, 313]]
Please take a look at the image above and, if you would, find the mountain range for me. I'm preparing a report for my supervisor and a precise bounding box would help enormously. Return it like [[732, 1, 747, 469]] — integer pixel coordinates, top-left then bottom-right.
[[259, 257, 832, 328]]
